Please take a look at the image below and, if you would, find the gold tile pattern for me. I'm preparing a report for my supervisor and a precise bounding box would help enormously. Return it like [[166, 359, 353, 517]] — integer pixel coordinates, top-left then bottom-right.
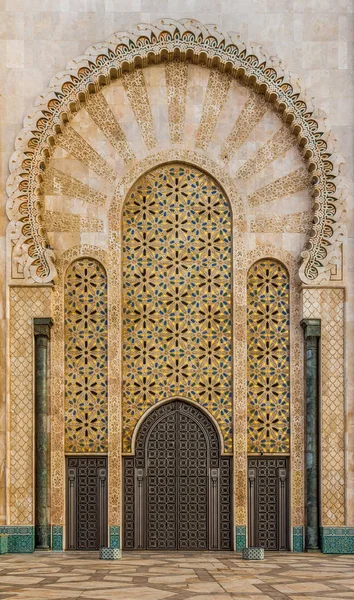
[[122, 163, 232, 453], [9, 287, 51, 524], [64, 259, 108, 452], [246, 247, 304, 525], [247, 260, 290, 453], [51, 246, 110, 526], [165, 61, 188, 144], [303, 288, 345, 525]]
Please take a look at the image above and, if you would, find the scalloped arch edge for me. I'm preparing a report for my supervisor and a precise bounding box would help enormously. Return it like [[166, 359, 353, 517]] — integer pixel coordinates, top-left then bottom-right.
[[5, 18, 346, 285]]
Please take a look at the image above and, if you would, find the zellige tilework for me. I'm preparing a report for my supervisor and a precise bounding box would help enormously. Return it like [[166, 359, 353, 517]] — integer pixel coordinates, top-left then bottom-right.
[[122, 164, 232, 453]]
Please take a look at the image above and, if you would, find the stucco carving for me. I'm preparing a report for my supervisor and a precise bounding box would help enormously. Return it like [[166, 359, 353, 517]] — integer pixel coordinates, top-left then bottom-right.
[[6, 19, 345, 284]]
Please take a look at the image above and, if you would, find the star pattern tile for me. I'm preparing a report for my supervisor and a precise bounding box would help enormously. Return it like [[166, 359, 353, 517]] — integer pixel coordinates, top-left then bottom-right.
[[247, 260, 290, 453], [65, 259, 108, 452], [123, 164, 232, 453]]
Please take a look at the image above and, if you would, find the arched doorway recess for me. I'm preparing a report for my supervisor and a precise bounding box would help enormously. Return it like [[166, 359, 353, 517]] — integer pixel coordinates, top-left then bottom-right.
[[123, 399, 232, 550]]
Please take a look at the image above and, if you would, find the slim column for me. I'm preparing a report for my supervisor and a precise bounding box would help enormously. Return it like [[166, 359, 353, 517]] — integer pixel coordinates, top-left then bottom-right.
[[34, 318, 53, 550], [301, 318, 321, 551]]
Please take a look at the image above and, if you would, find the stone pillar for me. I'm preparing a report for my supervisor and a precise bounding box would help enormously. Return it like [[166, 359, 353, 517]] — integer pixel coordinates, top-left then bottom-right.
[[301, 318, 321, 551], [34, 318, 53, 550]]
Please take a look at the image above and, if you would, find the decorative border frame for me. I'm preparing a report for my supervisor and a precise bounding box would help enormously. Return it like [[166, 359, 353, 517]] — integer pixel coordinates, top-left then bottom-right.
[[51, 245, 121, 538], [6, 19, 345, 285], [244, 247, 304, 529]]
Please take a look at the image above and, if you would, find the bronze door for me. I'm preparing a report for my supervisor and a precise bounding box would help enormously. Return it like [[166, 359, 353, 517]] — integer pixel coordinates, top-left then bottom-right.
[[123, 400, 232, 550], [66, 456, 108, 550], [248, 457, 289, 551]]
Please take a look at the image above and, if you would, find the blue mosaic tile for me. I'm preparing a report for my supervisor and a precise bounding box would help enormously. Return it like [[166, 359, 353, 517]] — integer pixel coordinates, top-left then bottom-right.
[[292, 526, 304, 552], [321, 527, 354, 554], [110, 525, 120, 549], [236, 526, 247, 551], [0, 534, 8, 554], [6, 527, 34, 553], [52, 525, 63, 551]]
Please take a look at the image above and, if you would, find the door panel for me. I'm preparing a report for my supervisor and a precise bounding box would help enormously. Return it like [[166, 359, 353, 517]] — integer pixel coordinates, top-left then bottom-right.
[[248, 457, 289, 551], [147, 412, 178, 549], [66, 456, 108, 550], [178, 410, 208, 550], [123, 400, 232, 550]]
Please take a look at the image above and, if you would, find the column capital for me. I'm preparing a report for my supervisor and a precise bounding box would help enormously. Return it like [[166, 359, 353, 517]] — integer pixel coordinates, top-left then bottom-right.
[[301, 319, 321, 339], [34, 318, 53, 338]]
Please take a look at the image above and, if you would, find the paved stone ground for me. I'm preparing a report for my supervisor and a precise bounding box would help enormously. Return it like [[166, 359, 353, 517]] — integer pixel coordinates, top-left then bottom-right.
[[0, 551, 353, 599]]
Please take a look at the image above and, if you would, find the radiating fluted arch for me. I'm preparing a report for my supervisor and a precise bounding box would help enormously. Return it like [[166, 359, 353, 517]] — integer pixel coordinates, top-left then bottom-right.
[[6, 19, 345, 285]]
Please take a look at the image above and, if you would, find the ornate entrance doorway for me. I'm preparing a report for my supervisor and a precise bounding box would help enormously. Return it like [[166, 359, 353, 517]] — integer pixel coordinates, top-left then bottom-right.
[[66, 457, 108, 550], [248, 457, 289, 551], [123, 400, 232, 550]]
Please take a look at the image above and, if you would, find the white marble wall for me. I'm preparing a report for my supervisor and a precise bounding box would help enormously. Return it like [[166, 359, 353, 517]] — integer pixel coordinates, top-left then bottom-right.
[[1, 0, 353, 525]]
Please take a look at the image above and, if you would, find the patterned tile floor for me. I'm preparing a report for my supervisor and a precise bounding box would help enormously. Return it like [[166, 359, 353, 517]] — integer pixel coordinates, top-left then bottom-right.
[[0, 551, 353, 599]]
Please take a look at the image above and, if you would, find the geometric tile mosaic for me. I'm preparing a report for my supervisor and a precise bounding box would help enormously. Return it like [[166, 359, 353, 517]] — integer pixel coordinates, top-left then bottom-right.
[[247, 260, 290, 452], [122, 163, 232, 452], [303, 288, 345, 526], [64, 259, 108, 452], [9, 287, 51, 525]]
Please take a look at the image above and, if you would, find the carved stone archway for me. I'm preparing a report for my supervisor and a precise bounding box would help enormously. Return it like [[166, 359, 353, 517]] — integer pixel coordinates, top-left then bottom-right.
[[6, 19, 345, 285], [123, 399, 232, 550]]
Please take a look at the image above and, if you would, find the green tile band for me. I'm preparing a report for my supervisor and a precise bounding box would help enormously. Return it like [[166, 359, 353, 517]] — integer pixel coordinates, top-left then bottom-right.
[[321, 527, 354, 554], [109, 525, 120, 549], [292, 526, 305, 552], [235, 526, 247, 551], [52, 526, 63, 551]]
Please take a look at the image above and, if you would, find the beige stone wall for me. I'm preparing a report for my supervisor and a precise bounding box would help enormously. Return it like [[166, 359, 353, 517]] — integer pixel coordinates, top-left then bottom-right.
[[1, 2, 353, 527]]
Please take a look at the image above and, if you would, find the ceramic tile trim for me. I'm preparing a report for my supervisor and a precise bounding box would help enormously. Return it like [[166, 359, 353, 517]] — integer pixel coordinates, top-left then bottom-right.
[[0, 527, 34, 553], [321, 527, 354, 554], [51, 525, 63, 551], [292, 526, 305, 552], [109, 525, 120, 549]]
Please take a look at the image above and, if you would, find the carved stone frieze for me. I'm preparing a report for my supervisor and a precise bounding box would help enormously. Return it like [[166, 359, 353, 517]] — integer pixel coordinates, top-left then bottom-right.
[[6, 19, 345, 284]]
